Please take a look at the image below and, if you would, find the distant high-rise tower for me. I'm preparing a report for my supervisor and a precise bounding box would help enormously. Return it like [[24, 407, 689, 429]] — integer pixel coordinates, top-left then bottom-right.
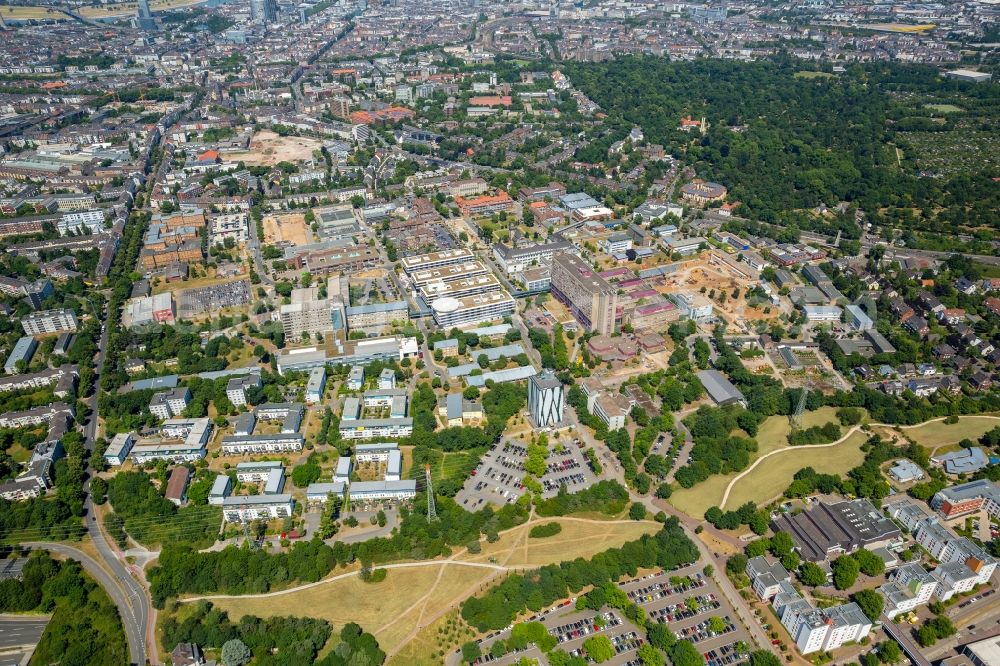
[[528, 369, 565, 427], [250, 0, 278, 24], [135, 0, 157, 30]]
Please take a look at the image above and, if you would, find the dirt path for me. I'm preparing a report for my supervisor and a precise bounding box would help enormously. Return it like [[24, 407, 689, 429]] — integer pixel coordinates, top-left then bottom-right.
[[719, 415, 1000, 509], [180, 515, 654, 603], [718, 425, 866, 508]]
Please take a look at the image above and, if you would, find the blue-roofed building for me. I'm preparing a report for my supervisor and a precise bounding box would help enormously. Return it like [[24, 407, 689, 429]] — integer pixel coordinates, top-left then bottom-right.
[[466, 365, 537, 387], [845, 305, 874, 332], [933, 447, 989, 475], [888, 459, 925, 484], [5, 336, 37, 375], [126, 374, 179, 392], [447, 363, 480, 379], [433, 338, 459, 356], [472, 344, 525, 362]]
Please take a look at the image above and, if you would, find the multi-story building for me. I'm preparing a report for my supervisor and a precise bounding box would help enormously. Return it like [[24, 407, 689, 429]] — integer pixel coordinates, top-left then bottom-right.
[[149, 387, 191, 420], [58, 209, 105, 234], [378, 368, 396, 390], [528, 369, 564, 427], [593, 393, 628, 430], [346, 480, 417, 503], [0, 367, 77, 395], [4, 336, 37, 375], [226, 374, 261, 407], [306, 482, 347, 504], [209, 213, 249, 243], [454, 192, 514, 217], [931, 561, 980, 601], [914, 517, 955, 560], [346, 302, 408, 331], [220, 434, 305, 455], [21, 309, 78, 335], [305, 367, 326, 404], [249, 0, 278, 23], [104, 432, 135, 466], [279, 287, 340, 340], [430, 290, 516, 329], [339, 396, 413, 440], [130, 418, 212, 463], [931, 479, 1000, 518], [746, 557, 792, 600], [222, 494, 292, 522], [235, 461, 284, 482], [492, 239, 575, 276], [879, 563, 937, 618], [781, 602, 872, 654], [550, 253, 619, 335], [399, 248, 474, 275]]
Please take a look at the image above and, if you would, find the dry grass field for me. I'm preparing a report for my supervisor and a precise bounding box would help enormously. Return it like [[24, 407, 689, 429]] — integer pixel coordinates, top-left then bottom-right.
[[199, 516, 658, 658], [262, 212, 311, 246], [228, 130, 324, 166]]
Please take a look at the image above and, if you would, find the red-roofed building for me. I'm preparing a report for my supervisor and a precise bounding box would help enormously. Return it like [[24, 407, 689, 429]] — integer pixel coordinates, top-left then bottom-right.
[[197, 149, 220, 163], [469, 95, 513, 107], [455, 192, 514, 217]]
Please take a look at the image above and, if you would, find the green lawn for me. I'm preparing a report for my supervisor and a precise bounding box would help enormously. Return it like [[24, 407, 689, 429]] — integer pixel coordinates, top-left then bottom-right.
[[898, 416, 1000, 450], [924, 103, 964, 114], [669, 406, 856, 518], [723, 431, 868, 509]]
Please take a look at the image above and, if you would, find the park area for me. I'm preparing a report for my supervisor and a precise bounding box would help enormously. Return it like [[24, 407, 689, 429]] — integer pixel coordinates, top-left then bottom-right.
[[228, 130, 324, 166], [874, 415, 1000, 456], [669, 406, 864, 518], [193, 515, 658, 661]]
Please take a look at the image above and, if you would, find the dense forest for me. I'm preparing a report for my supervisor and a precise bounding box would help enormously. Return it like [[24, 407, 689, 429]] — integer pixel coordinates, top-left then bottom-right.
[[0, 552, 127, 665], [564, 57, 1000, 236]]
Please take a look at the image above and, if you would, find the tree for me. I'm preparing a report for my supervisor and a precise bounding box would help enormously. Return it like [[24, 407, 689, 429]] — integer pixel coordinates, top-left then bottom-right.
[[646, 622, 676, 651], [854, 549, 885, 577], [637, 643, 665, 666], [852, 588, 884, 622], [91, 476, 108, 505], [669, 639, 703, 666], [221, 638, 251, 666], [291, 463, 322, 488], [799, 562, 827, 587], [748, 651, 782, 666], [726, 554, 747, 576], [831, 554, 859, 590], [462, 641, 482, 663], [878, 640, 902, 664], [583, 635, 614, 663], [629, 502, 647, 520]]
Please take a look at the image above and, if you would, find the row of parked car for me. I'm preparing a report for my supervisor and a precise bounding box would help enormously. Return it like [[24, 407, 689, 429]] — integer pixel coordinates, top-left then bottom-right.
[[704, 640, 750, 666], [677, 615, 736, 644], [649, 594, 721, 623]]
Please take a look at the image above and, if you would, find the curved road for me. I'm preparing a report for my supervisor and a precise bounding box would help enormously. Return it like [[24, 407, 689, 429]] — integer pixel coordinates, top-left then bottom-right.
[[25, 541, 145, 665]]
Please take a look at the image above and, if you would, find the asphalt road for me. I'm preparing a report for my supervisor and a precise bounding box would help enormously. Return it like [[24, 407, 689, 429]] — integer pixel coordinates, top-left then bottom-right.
[[23, 542, 144, 665], [0, 615, 49, 650], [79, 303, 154, 665]]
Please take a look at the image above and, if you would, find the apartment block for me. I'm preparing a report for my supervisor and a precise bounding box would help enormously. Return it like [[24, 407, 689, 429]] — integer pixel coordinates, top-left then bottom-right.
[[550, 253, 619, 335], [21, 309, 78, 335]]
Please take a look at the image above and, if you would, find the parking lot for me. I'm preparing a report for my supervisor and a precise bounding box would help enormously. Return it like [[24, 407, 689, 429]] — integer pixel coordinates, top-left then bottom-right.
[[455, 439, 596, 510], [455, 564, 752, 666], [178, 279, 252, 317]]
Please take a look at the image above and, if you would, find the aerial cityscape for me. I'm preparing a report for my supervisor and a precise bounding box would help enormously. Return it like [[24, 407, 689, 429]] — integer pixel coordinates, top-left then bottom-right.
[[0, 0, 998, 665]]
